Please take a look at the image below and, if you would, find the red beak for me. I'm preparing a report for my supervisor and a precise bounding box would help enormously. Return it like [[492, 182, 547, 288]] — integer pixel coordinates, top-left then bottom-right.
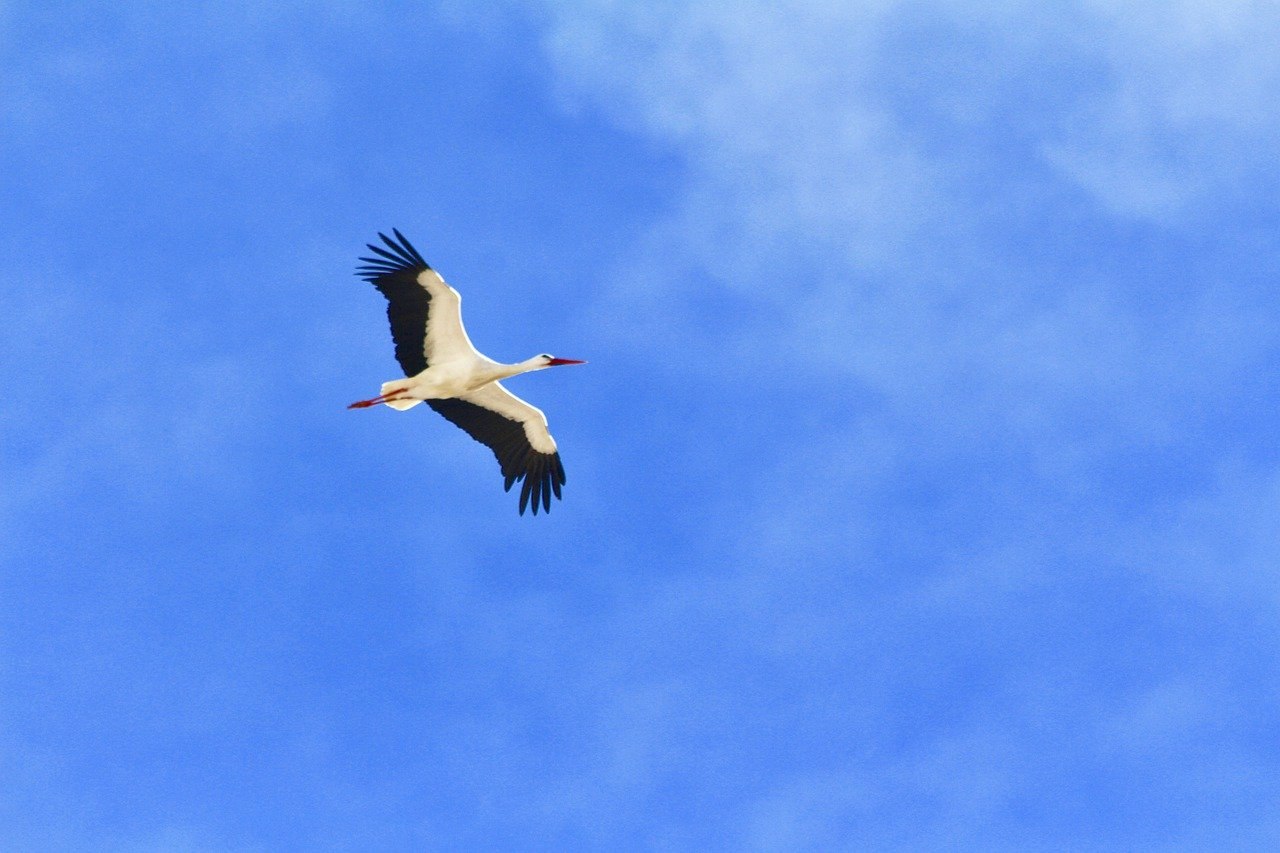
[[546, 358, 587, 366]]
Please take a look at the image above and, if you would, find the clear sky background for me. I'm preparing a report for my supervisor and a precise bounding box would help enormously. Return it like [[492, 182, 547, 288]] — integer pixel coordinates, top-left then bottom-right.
[[4, 2, 1280, 849]]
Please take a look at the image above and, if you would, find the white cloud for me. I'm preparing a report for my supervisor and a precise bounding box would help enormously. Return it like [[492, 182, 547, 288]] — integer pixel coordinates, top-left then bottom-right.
[[499, 6, 1280, 839], [1044, 0, 1280, 220], [524, 0, 1280, 445], [540, 1, 942, 271], [6, 5, 1278, 844], [497, 0, 1280, 609], [531, 0, 1280, 272]]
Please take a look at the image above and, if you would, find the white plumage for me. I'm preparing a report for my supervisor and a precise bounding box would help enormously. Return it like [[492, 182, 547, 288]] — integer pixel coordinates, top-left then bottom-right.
[[349, 230, 585, 515]]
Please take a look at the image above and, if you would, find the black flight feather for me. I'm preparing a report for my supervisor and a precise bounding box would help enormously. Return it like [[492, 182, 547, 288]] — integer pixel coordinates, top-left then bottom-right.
[[427, 398, 566, 516], [357, 230, 567, 516], [356, 230, 433, 377]]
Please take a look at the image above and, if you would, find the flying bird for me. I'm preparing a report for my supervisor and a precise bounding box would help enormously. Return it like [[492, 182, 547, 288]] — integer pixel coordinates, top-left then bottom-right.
[[348, 230, 585, 515]]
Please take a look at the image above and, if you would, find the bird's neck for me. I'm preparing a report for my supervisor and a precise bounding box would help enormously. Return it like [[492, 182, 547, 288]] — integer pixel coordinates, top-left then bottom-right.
[[492, 357, 545, 380]]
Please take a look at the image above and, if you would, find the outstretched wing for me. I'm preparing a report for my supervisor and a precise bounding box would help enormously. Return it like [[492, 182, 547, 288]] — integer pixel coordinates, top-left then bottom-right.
[[356, 230, 479, 376], [356, 230, 432, 376], [427, 382, 567, 516]]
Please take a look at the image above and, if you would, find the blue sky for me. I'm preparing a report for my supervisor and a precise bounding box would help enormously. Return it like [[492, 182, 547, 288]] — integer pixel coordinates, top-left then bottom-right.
[[4, 1, 1280, 848]]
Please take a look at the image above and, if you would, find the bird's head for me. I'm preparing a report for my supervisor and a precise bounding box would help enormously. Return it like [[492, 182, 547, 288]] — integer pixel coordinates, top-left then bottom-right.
[[537, 353, 587, 368]]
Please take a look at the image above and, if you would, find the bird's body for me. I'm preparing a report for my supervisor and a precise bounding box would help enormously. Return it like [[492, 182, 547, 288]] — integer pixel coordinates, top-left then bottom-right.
[[378, 353, 545, 406], [349, 230, 584, 515]]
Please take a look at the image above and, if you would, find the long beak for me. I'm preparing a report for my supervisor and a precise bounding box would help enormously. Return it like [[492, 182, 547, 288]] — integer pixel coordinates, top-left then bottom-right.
[[546, 358, 587, 366]]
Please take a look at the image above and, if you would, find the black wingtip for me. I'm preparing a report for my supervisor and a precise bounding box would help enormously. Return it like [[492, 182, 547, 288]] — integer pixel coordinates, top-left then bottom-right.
[[423, 398, 567, 517], [519, 475, 533, 515], [529, 462, 542, 516], [511, 455, 561, 516], [355, 230, 430, 281], [540, 457, 552, 514], [392, 228, 429, 267]]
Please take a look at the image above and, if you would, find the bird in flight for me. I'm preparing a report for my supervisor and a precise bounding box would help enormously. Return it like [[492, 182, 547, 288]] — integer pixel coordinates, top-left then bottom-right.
[[348, 230, 585, 515]]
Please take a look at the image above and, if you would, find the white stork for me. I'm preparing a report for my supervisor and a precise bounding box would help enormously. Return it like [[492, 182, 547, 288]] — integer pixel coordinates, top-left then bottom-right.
[[348, 230, 585, 515]]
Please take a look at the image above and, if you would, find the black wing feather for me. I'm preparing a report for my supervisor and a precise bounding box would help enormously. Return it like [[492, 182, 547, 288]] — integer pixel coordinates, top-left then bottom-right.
[[356, 230, 566, 516], [519, 476, 534, 516], [356, 230, 432, 377], [427, 398, 566, 516], [392, 228, 427, 265]]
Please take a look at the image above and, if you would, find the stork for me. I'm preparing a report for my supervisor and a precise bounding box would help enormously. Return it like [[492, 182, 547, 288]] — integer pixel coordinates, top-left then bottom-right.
[[348, 230, 585, 515]]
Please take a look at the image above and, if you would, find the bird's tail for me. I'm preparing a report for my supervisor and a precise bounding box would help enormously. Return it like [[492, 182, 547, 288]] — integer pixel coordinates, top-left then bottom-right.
[[382, 380, 423, 411]]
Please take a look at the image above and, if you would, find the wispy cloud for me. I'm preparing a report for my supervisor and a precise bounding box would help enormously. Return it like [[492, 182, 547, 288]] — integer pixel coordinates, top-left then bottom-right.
[[5, 2, 1280, 845], [1045, 0, 1280, 220], [505, 1, 1280, 842]]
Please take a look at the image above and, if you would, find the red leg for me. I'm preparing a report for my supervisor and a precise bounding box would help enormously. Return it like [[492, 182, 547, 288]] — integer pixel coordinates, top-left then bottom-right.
[[347, 389, 410, 409]]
